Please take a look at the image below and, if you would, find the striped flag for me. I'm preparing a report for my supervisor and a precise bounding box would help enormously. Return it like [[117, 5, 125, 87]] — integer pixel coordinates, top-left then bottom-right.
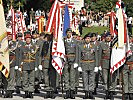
[[110, 0, 132, 74], [15, 11, 27, 39], [6, 6, 16, 41], [107, 11, 116, 36], [46, 0, 65, 75], [0, 0, 10, 78]]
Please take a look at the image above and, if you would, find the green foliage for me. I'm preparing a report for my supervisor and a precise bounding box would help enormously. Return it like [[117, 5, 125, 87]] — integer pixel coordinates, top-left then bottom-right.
[[82, 26, 109, 37]]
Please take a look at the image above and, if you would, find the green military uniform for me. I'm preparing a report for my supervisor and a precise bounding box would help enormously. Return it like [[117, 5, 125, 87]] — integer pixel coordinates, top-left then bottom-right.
[[63, 37, 79, 98], [99, 38, 117, 99], [19, 41, 38, 98], [92, 40, 100, 94], [4, 40, 17, 98], [15, 40, 24, 93], [41, 41, 51, 89], [123, 41, 133, 100], [79, 39, 98, 99], [34, 38, 44, 93]]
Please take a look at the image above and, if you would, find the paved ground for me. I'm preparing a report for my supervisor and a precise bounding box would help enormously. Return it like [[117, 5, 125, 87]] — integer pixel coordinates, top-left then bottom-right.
[[0, 78, 123, 100]]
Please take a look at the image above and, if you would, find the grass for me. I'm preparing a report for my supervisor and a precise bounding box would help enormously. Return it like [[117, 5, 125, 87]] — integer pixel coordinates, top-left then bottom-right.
[[82, 26, 133, 37]]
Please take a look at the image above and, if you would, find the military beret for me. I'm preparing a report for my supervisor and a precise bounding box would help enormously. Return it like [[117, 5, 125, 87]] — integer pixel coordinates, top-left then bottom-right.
[[90, 33, 97, 37], [7, 32, 12, 35], [17, 32, 23, 37], [84, 33, 91, 39], [25, 34, 31, 39], [24, 31, 31, 36], [66, 28, 72, 33], [105, 32, 111, 37]]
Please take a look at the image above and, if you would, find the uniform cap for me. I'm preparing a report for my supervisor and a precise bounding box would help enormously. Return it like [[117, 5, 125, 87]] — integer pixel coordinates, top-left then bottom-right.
[[25, 34, 31, 39], [66, 28, 72, 33]]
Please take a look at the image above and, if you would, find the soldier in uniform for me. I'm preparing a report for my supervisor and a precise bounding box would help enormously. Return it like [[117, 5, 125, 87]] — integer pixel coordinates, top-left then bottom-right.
[[99, 32, 116, 99], [63, 28, 79, 99], [4, 32, 17, 98], [78, 33, 98, 99], [15, 32, 24, 94], [34, 32, 44, 93], [19, 34, 38, 98], [41, 34, 55, 98], [123, 36, 133, 100], [90, 33, 102, 95]]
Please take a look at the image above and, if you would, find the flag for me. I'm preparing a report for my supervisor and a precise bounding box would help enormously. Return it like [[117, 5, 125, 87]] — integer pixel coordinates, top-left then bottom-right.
[[47, 0, 65, 75], [107, 11, 116, 36], [63, 5, 70, 37], [45, 0, 59, 38], [0, 0, 10, 78], [6, 6, 16, 41], [110, 0, 132, 74], [15, 11, 26, 39]]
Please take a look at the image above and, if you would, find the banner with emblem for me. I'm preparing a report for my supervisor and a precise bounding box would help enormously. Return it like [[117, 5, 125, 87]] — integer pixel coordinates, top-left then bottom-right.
[[0, 0, 10, 78]]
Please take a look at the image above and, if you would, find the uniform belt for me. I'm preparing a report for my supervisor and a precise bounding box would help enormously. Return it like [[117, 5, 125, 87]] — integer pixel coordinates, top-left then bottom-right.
[[23, 59, 35, 62], [102, 56, 110, 60], [44, 56, 50, 59], [66, 54, 75, 57], [81, 60, 95, 63], [126, 61, 133, 65]]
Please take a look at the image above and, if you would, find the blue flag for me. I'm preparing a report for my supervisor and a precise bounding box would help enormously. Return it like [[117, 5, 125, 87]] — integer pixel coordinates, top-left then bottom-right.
[[63, 5, 70, 37]]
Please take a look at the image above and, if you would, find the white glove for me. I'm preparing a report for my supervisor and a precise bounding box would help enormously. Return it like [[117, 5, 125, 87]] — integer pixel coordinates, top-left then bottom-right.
[[38, 65, 42, 70], [18, 68, 22, 71], [74, 63, 78, 68], [99, 66, 102, 71], [94, 67, 99, 72], [35, 67, 38, 71], [78, 67, 82, 72], [15, 66, 18, 70]]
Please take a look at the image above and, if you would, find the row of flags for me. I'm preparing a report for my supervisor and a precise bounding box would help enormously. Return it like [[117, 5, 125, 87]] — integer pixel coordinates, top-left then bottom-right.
[[6, 7, 26, 40]]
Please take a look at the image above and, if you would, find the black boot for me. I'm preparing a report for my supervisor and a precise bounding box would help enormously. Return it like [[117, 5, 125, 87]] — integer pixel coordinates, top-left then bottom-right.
[[83, 91, 89, 99], [129, 93, 133, 100], [64, 90, 70, 99], [16, 86, 20, 94], [4, 90, 13, 98], [89, 91, 94, 99], [75, 87, 78, 94], [34, 85, 40, 93], [105, 90, 110, 99], [29, 92, 33, 98], [110, 91, 114, 100], [54, 88, 58, 94], [44, 91, 50, 98], [70, 90, 75, 99], [93, 88, 97, 95], [23, 91, 28, 98], [50, 91, 55, 99], [34, 88, 40, 93]]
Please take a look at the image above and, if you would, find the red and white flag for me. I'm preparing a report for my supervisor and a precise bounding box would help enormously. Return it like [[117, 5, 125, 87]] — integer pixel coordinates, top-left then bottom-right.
[[15, 11, 27, 39], [46, 0, 65, 75], [6, 6, 16, 41], [110, 0, 132, 74]]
